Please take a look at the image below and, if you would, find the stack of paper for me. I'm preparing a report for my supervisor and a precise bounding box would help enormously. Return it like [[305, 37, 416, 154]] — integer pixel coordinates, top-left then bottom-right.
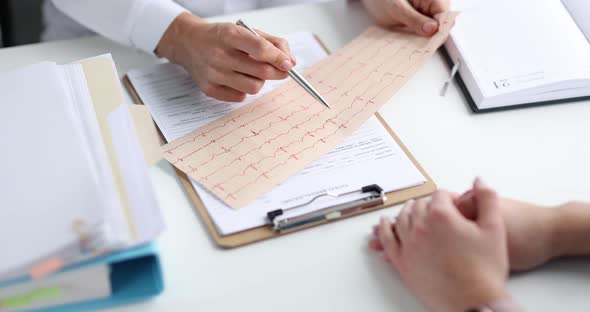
[[0, 55, 164, 310]]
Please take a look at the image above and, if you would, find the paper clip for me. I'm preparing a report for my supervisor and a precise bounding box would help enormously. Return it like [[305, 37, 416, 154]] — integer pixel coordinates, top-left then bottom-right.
[[73, 220, 92, 254], [73, 220, 110, 257]]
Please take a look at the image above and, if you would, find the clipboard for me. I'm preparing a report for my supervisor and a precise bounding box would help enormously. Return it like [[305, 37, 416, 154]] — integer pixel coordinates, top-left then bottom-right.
[[123, 35, 436, 248]]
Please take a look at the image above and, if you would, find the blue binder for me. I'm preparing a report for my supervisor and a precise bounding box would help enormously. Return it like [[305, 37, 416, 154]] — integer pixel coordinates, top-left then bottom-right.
[[0, 243, 164, 312]]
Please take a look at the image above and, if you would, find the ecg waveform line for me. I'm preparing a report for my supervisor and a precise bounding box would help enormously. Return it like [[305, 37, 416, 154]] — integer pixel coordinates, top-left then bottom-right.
[[163, 13, 457, 208], [217, 71, 408, 200]]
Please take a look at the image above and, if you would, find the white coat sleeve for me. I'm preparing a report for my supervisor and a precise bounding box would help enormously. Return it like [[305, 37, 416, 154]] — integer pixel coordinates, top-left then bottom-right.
[[51, 0, 188, 54]]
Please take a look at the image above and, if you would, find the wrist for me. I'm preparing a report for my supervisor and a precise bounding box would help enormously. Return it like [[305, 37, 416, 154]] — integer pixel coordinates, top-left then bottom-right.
[[459, 282, 509, 312], [552, 201, 590, 257], [467, 297, 524, 312], [445, 277, 509, 312], [156, 12, 206, 63]]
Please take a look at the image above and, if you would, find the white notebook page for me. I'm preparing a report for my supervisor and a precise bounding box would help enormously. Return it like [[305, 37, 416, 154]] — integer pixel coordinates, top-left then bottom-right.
[[128, 32, 426, 234], [562, 0, 590, 42], [449, 0, 590, 107]]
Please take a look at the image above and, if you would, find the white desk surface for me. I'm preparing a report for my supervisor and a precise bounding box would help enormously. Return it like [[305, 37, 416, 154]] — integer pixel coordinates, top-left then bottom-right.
[[1, 1, 589, 311]]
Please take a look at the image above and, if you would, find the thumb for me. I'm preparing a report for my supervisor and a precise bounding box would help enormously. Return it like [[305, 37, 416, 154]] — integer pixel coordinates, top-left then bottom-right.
[[391, 0, 439, 36], [473, 177, 502, 229]]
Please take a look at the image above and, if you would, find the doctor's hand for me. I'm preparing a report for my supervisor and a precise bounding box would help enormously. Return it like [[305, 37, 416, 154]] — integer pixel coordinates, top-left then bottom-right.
[[369, 182, 510, 312], [156, 13, 295, 102], [362, 0, 450, 36]]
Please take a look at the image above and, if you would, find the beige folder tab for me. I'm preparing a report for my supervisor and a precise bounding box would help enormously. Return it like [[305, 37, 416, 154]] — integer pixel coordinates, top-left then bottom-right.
[[78, 56, 163, 240]]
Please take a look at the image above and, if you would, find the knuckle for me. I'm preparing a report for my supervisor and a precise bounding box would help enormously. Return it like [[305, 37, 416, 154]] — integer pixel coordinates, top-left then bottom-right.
[[220, 24, 238, 40], [413, 222, 429, 237], [432, 189, 445, 197], [482, 188, 498, 197], [253, 39, 271, 56], [273, 51, 284, 64], [379, 233, 392, 245], [253, 80, 264, 93], [377, 229, 391, 244], [431, 189, 451, 203], [201, 84, 216, 97], [210, 48, 227, 65], [246, 80, 264, 94], [234, 92, 247, 102], [258, 65, 276, 79], [204, 67, 220, 83], [429, 205, 449, 221], [276, 38, 288, 47]]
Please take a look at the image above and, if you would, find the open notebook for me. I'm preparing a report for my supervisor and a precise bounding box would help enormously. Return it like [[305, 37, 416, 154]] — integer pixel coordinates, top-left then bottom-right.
[[445, 0, 590, 111], [0, 56, 163, 281], [127, 32, 427, 235]]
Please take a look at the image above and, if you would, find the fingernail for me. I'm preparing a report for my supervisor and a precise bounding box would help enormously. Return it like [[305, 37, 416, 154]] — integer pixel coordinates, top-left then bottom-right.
[[422, 21, 437, 34], [476, 177, 489, 189], [280, 59, 293, 71]]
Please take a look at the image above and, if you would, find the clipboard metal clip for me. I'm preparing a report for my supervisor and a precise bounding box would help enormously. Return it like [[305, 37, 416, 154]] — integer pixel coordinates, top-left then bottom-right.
[[267, 184, 386, 233]]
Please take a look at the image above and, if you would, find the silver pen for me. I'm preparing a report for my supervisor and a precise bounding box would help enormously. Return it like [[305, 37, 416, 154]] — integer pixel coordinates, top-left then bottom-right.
[[236, 19, 331, 109]]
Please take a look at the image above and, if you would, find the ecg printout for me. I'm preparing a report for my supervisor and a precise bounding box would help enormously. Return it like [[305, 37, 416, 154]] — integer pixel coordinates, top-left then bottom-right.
[[161, 14, 455, 208], [161, 13, 456, 208], [128, 32, 427, 233]]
